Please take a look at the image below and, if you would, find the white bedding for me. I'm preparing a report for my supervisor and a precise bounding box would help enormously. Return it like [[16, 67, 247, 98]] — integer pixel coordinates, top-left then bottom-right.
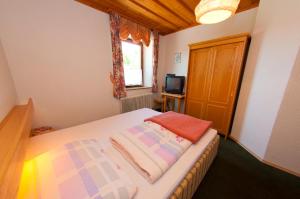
[[26, 108, 218, 199], [111, 121, 192, 183]]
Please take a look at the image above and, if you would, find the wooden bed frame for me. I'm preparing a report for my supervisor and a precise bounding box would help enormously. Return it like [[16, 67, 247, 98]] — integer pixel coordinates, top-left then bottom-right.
[[0, 99, 33, 199], [0, 99, 218, 199], [170, 135, 219, 199]]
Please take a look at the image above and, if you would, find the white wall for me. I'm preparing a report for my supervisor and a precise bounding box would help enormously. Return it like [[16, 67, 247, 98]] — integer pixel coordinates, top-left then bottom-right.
[[264, 48, 300, 175], [0, 0, 120, 129], [231, 0, 300, 163], [158, 8, 258, 86], [0, 39, 17, 121]]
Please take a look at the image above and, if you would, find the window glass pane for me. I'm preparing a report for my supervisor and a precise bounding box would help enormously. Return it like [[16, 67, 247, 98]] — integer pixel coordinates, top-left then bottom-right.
[[122, 41, 142, 86]]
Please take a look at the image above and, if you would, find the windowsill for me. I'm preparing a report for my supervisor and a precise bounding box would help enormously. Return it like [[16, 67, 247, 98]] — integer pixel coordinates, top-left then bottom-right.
[[126, 86, 152, 91]]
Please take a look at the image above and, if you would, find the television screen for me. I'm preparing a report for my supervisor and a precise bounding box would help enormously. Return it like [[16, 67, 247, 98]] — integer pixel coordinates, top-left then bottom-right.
[[165, 76, 185, 94]]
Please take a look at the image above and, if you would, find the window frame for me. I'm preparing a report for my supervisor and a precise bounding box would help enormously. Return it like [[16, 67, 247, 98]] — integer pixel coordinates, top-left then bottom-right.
[[122, 39, 144, 88]]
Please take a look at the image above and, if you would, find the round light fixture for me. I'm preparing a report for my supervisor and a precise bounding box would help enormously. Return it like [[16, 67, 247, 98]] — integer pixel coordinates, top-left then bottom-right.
[[195, 0, 241, 24]]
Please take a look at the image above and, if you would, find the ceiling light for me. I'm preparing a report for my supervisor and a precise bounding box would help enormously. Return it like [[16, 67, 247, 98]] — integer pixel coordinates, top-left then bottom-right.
[[195, 0, 241, 24]]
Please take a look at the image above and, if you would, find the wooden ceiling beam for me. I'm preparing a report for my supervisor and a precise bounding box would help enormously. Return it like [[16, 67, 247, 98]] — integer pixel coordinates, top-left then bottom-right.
[[177, 0, 195, 15], [130, 0, 190, 28], [181, 0, 200, 12], [156, 0, 196, 24], [128, 0, 184, 29], [152, 0, 192, 25]]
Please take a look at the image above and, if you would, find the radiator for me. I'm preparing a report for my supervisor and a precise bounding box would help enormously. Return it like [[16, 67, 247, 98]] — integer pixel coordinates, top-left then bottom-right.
[[121, 93, 154, 113]]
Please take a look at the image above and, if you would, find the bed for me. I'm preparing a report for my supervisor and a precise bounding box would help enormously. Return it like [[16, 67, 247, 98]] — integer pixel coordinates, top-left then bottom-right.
[[0, 100, 219, 199]]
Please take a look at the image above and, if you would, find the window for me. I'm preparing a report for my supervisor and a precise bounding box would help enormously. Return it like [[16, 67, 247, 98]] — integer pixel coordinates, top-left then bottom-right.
[[122, 40, 143, 87]]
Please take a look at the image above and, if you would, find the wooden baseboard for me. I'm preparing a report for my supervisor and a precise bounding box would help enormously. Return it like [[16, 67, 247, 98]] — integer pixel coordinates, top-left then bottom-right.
[[262, 159, 300, 178], [229, 135, 300, 178]]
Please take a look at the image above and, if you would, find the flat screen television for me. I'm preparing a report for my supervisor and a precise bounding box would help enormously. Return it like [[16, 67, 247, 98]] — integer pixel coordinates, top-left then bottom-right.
[[165, 75, 185, 94]]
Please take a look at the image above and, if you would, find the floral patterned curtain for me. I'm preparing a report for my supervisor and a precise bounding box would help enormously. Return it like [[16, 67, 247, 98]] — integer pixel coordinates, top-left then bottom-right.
[[152, 31, 159, 93], [119, 18, 151, 47], [109, 12, 127, 99]]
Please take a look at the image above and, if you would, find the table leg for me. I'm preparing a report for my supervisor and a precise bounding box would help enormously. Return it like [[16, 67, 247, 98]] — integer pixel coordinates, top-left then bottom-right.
[[178, 98, 181, 113], [163, 96, 167, 112], [172, 98, 175, 111], [162, 96, 165, 112]]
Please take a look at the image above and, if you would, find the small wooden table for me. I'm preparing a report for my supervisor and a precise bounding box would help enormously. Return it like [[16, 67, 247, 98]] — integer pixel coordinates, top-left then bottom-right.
[[161, 92, 185, 112]]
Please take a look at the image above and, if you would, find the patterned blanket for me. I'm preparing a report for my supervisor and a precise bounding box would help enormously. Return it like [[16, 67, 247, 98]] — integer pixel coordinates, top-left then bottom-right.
[[110, 121, 192, 183], [18, 139, 137, 199]]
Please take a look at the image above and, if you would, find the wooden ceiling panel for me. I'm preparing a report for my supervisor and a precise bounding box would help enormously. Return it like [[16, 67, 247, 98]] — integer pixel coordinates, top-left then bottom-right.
[[77, 0, 173, 34], [130, 0, 190, 28], [76, 0, 260, 35], [181, 0, 201, 12], [106, 0, 178, 29], [157, 0, 197, 24], [237, 0, 260, 13]]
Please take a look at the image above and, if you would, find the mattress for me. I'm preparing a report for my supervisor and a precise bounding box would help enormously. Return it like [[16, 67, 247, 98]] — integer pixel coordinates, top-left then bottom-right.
[[26, 108, 218, 199]]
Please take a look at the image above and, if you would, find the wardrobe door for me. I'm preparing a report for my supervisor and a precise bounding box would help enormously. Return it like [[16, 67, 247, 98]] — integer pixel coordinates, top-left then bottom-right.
[[185, 47, 212, 118], [204, 42, 245, 134]]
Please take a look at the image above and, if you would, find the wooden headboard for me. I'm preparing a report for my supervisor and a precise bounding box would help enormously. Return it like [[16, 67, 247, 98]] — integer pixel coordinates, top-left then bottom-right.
[[0, 99, 33, 199]]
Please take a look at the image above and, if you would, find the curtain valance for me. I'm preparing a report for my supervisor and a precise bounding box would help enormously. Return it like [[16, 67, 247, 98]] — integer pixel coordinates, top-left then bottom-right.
[[119, 18, 151, 47]]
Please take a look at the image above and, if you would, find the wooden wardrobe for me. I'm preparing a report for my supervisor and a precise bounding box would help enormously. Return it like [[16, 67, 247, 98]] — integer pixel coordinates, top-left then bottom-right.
[[185, 33, 250, 137]]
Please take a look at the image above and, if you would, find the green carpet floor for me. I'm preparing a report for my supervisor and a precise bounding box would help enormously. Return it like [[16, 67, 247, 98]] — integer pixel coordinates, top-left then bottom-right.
[[192, 137, 300, 199]]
